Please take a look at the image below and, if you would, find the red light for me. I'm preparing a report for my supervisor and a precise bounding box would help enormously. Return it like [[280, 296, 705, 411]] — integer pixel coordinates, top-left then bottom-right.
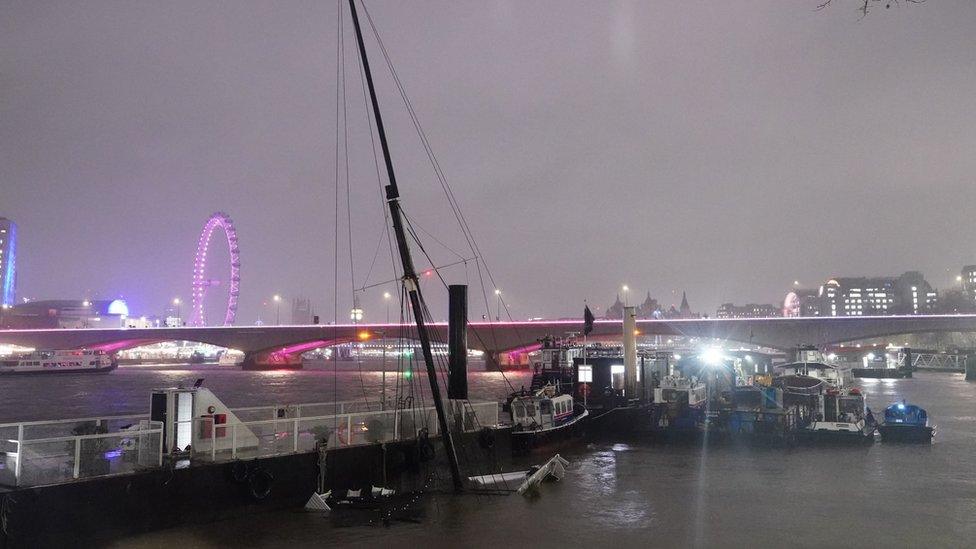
[[425, 270, 432, 277]]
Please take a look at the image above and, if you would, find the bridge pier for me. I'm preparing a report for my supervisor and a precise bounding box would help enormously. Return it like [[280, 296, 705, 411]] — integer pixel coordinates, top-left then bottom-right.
[[241, 350, 304, 371]]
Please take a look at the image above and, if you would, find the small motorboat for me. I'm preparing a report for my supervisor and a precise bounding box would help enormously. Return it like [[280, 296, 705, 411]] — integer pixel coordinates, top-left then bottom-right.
[[878, 401, 934, 443], [509, 385, 589, 455], [797, 387, 877, 444]]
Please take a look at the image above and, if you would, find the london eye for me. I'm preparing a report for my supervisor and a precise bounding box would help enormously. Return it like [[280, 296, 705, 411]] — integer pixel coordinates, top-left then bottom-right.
[[190, 212, 240, 326]]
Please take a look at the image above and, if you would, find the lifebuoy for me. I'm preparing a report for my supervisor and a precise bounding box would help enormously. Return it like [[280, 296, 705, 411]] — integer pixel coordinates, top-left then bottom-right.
[[417, 428, 435, 462], [228, 461, 249, 484], [577, 383, 591, 399], [478, 427, 496, 450], [248, 469, 274, 500]]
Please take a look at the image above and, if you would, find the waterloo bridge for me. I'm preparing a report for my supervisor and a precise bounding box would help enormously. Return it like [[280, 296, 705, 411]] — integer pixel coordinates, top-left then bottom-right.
[[4, 315, 976, 369]]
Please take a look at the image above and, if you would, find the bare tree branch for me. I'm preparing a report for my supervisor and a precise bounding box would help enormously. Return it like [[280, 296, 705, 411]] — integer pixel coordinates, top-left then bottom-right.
[[815, 0, 925, 17]]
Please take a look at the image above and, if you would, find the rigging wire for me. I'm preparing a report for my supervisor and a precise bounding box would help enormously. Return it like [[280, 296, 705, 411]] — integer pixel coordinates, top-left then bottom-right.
[[360, 1, 528, 372]]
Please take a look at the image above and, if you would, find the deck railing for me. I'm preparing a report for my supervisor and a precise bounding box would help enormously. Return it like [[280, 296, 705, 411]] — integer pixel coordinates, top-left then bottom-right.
[[190, 401, 499, 463], [0, 400, 500, 486], [0, 416, 163, 488]]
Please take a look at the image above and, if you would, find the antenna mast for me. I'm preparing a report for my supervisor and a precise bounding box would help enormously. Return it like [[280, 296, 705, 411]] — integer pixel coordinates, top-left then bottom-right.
[[346, 0, 464, 491]]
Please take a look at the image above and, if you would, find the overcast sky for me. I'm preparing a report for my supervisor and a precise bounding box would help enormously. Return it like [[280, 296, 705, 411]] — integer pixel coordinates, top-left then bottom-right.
[[3, 1, 976, 323]]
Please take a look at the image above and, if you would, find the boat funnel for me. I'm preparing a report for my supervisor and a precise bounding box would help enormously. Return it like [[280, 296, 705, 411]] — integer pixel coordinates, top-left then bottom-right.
[[448, 284, 468, 400]]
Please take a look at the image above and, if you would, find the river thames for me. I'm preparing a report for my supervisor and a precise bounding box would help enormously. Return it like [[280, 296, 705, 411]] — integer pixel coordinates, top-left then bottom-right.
[[2, 363, 974, 548]]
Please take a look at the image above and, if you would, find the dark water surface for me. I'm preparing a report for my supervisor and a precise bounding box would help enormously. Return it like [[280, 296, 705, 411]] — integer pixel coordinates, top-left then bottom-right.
[[3, 366, 974, 548]]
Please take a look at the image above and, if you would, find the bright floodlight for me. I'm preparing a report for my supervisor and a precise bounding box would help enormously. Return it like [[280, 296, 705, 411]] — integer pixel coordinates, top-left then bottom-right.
[[701, 347, 725, 366], [866, 352, 876, 361], [494, 289, 501, 295], [383, 291, 392, 300], [273, 294, 281, 302], [82, 300, 91, 307], [673, 353, 682, 361], [827, 353, 837, 361], [622, 285, 629, 292], [172, 298, 181, 305]]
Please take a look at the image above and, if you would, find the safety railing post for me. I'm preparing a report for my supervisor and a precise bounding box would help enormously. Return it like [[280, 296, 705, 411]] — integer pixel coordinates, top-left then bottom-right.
[[158, 424, 164, 466], [293, 418, 299, 453], [15, 424, 24, 485], [211, 419, 217, 462], [347, 415, 352, 447], [394, 409, 400, 441], [73, 438, 81, 479], [232, 423, 238, 459]]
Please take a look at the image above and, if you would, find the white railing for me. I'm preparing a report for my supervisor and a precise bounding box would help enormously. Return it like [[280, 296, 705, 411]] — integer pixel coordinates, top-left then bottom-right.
[[229, 399, 390, 422], [0, 418, 163, 488], [191, 401, 499, 463]]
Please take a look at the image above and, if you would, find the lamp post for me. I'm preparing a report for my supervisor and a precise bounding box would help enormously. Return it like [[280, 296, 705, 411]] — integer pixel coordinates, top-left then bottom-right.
[[381, 291, 392, 410], [494, 289, 502, 322], [622, 285, 630, 307], [172, 298, 181, 326], [273, 294, 282, 325]]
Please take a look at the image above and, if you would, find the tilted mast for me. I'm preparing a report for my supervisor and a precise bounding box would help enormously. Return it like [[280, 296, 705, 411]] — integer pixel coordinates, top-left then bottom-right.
[[346, 0, 464, 491]]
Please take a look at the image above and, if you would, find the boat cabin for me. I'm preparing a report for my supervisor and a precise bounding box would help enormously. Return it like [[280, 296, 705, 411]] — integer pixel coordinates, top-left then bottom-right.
[[510, 394, 575, 431], [819, 390, 866, 423], [776, 362, 853, 389], [654, 375, 707, 408], [883, 402, 928, 426]]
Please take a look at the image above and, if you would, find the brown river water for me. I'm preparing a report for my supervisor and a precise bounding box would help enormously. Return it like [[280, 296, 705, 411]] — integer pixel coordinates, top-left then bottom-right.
[[1, 362, 974, 548]]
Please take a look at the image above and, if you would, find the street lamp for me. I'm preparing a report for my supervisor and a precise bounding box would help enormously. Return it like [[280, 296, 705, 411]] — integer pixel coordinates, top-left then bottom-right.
[[622, 285, 630, 306], [172, 298, 181, 325], [273, 294, 282, 325], [381, 291, 393, 409], [494, 289, 502, 321]]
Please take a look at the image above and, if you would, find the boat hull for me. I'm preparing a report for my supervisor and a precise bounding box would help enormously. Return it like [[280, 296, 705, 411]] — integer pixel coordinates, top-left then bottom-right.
[[797, 426, 875, 444], [0, 363, 118, 375], [510, 410, 589, 456], [879, 424, 934, 443]]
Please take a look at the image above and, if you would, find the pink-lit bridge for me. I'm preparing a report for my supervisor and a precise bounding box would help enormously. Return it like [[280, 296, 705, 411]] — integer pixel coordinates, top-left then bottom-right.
[[3, 315, 976, 369]]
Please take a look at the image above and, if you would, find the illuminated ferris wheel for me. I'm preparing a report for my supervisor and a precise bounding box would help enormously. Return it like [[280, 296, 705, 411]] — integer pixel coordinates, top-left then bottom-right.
[[190, 212, 240, 326]]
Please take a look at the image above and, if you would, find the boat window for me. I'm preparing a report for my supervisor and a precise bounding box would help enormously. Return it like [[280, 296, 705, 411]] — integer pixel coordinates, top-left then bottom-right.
[[540, 401, 552, 414], [512, 404, 524, 418], [578, 365, 593, 383], [525, 403, 536, 417]]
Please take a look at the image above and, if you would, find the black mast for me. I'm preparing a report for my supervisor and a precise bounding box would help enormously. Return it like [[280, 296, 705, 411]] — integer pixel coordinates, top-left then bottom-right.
[[346, 0, 463, 492]]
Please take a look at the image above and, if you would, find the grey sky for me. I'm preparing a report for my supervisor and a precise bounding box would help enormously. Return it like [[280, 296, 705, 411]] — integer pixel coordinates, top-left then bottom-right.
[[2, 1, 975, 323]]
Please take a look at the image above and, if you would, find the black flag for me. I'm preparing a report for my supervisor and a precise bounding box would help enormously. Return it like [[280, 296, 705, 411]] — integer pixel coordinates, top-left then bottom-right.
[[583, 305, 595, 336]]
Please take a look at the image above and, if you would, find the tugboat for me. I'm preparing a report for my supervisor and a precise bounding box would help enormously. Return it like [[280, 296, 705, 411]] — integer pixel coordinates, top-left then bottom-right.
[[648, 374, 708, 437], [878, 401, 934, 443], [509, 384, 589, 455], [798, 387, 877, 443]]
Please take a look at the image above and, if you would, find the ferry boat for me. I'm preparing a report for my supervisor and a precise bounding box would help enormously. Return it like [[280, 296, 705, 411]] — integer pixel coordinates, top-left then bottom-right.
[[878, 401, 934, 443], [798, 387, 877, 443], [509, 384, 589, 455], [0, 349, 117, 375]]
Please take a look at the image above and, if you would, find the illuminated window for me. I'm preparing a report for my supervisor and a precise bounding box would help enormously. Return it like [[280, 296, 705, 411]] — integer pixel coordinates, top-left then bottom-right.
[[578, 365, 593, 383]]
